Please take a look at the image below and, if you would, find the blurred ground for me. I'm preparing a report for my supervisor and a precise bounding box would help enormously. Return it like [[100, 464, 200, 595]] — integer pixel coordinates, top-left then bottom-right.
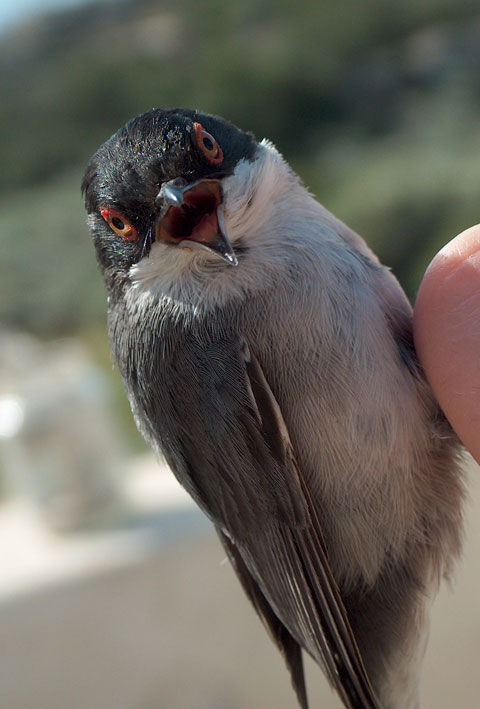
[[0, 454, 478, 709]]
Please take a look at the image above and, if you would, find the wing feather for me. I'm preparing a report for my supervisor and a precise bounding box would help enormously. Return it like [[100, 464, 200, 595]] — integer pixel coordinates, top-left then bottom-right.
[[220, 342, 379, 708], [149, 335, 380, 707], [243, 343, 379, 706], [218, 528, 309, 709]]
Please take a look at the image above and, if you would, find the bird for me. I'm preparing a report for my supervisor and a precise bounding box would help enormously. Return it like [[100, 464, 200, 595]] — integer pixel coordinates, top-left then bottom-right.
[[82, 108, 465, 709]]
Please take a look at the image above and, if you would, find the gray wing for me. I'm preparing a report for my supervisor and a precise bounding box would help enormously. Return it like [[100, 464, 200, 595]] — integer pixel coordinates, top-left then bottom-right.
[[234, 345, 379, 709], [150, 336, 380, 709], [218, 527, 309, 709]]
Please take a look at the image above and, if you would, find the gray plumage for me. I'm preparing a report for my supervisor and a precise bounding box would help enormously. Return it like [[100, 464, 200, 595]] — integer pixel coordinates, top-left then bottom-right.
[[83, 108, 465, 709]]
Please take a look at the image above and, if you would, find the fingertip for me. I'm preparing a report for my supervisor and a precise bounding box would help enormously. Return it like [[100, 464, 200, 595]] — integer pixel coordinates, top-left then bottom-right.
[[414, 225, 480, 359], [414, 225, 480, 463]]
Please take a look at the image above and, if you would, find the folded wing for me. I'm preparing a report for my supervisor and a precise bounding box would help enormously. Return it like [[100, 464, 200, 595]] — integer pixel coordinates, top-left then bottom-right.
[[146, 334, 379, 708]]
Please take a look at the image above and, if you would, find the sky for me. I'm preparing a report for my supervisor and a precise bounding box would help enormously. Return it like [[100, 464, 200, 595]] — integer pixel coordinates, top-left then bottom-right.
[[0, 0, 85, 32]]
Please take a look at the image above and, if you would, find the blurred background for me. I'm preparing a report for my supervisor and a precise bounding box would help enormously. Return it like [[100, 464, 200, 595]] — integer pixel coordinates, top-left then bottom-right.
[[1, 0, 480, 707]]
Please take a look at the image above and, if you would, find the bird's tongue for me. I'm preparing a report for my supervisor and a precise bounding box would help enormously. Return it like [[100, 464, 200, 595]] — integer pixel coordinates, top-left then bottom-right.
[[188, 209, 219, 243]]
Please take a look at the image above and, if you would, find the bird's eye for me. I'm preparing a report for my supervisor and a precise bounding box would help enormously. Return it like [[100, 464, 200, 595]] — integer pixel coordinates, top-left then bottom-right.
[[100, 208, 138, 242], [193, 122, 224, 165]]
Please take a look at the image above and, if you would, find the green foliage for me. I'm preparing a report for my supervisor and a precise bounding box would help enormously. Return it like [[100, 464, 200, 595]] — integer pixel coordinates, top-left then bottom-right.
[[0, 170, 106, 334], [2, 0, 480, 332]]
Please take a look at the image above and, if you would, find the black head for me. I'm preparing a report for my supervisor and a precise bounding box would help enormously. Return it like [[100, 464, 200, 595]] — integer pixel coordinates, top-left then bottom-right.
[[82, 108, 257, 282]]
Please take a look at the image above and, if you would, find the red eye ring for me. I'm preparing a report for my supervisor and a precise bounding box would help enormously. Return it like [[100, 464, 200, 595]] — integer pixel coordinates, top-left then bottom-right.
[[100, 208, 138, 242], [193, 122, 224, 165]]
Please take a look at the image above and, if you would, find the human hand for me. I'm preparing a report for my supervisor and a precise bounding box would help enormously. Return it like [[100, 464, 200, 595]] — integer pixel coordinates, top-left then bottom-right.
[[414, 225, 480, 464]]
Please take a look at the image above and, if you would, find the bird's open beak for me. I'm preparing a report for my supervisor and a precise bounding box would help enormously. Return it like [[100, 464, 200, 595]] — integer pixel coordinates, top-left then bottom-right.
[[155, 178, 238, 266]]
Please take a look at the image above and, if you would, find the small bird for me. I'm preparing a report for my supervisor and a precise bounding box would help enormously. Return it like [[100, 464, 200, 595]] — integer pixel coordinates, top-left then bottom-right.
[[82, 108, 464, 709]]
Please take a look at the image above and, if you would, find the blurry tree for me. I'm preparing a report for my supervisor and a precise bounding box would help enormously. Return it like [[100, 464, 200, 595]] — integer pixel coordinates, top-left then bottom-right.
[[1, 0, 480, 334]]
